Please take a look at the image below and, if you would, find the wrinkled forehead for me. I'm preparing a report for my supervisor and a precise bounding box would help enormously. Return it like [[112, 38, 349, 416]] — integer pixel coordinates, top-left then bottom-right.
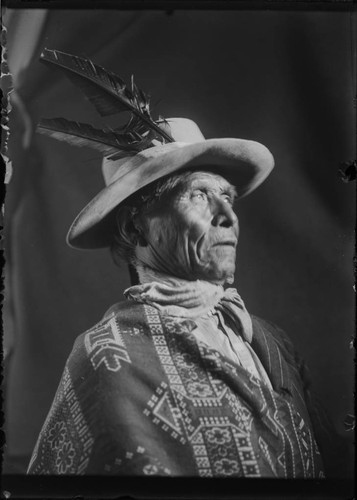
[[179, 170, 235, 192]]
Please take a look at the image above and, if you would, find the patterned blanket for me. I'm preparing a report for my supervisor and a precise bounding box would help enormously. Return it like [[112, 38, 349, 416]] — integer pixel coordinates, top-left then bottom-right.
[[27, 301, 327, 477]]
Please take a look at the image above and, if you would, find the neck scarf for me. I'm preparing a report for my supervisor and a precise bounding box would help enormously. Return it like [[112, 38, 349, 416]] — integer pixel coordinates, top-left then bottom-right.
[[124, 266, 253, 343]]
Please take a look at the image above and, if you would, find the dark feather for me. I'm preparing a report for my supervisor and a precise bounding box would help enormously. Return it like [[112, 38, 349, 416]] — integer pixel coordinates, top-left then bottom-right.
[[39, 49, 173, 144], [37, 117, 154, 158]]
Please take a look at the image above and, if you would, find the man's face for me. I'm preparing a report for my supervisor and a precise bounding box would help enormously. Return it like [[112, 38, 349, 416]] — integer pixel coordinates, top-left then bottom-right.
[[135, 172, 239, 284]]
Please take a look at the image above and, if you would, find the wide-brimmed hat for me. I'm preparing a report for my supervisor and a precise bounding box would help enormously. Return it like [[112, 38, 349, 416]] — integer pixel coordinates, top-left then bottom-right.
[[67, 117, 274, 249]]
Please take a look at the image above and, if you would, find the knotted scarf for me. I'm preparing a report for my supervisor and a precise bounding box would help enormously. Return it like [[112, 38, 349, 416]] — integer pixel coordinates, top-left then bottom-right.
[[124, 266, 253, 342]]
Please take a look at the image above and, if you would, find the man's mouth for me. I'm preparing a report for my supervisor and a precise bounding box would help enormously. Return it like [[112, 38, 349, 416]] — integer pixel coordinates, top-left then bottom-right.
[[196, 235, 237, 261], [213, 240, 237, 247]]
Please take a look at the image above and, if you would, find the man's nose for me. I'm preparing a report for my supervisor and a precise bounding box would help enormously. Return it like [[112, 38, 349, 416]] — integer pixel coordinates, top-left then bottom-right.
[[211, 197, 238, 228]]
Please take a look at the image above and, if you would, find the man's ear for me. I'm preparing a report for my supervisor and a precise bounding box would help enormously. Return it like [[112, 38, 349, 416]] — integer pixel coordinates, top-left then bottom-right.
[[116, 206, 148, 247], [133, 218, 148, 247]]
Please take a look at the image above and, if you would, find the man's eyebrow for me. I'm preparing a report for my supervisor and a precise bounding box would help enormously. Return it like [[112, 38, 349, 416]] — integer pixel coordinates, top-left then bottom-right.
[[189, 180, 237, 193], [183, 178, 238, 200], [221, 184, 238, 199]]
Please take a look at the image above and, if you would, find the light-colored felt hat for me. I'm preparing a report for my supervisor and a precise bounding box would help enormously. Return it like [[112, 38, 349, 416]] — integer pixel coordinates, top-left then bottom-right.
[[67, 117, 274, 249]]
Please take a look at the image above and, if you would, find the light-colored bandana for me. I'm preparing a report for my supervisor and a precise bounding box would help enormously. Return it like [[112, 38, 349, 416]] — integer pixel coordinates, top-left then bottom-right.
[[124, 266, 253, 343]]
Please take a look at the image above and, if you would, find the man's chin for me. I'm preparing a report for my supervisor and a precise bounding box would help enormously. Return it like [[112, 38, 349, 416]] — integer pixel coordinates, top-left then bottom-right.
[[192, 247, 236, 282]]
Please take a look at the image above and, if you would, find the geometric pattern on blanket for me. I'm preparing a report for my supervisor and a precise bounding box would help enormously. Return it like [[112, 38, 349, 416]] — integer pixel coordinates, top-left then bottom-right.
[[143, 304, 323, 478], [84, 315, 132, 372], [27, 367, 94, 474], [27, 301, 326, 477]]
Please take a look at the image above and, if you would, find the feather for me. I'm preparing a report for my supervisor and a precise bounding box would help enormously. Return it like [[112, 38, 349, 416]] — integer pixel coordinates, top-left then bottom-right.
[[37, 117, 154, 158], [39, 49, 173, 144]]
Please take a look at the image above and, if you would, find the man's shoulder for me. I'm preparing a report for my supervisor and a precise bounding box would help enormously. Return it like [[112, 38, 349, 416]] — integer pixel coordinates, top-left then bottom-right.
[[81, 300, 148, 336], [68, 300, 153, 366], [251, 314, 297, 359], [101, 299, 144, 319]]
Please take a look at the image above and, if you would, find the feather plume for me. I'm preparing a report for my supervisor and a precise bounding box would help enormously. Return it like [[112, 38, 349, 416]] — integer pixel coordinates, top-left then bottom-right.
[[39, 48, 173, 145], [37, 117, 155, 158]]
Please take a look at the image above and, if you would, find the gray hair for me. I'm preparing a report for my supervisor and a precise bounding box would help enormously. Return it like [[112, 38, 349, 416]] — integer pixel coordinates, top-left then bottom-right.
[[110, 171, 195, 267]]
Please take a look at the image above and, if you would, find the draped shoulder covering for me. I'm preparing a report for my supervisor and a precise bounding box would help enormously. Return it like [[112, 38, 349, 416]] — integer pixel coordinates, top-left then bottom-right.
[[27, 302, 326, 477]]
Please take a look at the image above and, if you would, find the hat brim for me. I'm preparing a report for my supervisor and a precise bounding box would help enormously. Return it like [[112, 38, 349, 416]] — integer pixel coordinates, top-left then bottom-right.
[[67, 138, 274, 249]]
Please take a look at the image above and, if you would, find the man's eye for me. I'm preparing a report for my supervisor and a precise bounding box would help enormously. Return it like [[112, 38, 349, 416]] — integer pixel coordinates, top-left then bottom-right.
[[222, 194, 233, 204], [192, 191, 207, 201]]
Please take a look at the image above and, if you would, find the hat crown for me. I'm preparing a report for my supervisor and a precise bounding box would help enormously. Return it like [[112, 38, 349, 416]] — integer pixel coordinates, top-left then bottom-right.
[[102, 118, 205, 186], [162, 117, 205, 143]]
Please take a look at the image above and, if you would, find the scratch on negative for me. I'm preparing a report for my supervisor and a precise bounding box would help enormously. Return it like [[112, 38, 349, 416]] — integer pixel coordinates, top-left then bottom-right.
[[1, 24, 14, 184]]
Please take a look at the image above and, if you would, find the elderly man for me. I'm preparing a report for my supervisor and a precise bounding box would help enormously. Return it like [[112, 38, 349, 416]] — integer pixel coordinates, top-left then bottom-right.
[[27, 50, 344, 478]]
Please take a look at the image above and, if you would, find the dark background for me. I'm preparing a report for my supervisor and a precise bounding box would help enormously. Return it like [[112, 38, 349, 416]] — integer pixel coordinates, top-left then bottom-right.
[[3, 7, 355, 473]]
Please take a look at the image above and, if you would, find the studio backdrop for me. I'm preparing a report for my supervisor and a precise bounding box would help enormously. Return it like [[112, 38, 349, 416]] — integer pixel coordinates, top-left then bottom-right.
[[3, 8, 355, 473]]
